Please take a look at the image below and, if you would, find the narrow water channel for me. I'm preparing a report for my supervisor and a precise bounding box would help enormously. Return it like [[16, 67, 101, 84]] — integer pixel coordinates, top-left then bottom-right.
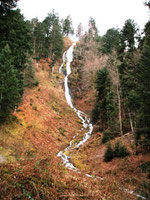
[[57, 43, 93, 173], [57, 43, 147, 200]]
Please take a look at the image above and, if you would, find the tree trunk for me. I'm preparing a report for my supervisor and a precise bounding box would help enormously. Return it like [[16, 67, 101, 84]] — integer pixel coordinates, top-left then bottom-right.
[[116, 69, 123, 136], [128, 110, 134, 133]]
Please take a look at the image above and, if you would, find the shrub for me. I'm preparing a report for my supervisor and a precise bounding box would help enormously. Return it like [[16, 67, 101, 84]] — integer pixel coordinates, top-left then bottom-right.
[[114, 141, 130, 158], [104, 143, 114, 162], [118, 145, 130, 157], [113, 141, 120, 157], [104, 141, 130, 162], [34, 80, 39, 86], [139, 162, 150, 179], [101, 131, 110, 144]]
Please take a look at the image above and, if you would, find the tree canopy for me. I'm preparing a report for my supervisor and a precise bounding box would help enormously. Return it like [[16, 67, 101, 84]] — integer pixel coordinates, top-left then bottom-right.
[[62, 15, 74, 36]]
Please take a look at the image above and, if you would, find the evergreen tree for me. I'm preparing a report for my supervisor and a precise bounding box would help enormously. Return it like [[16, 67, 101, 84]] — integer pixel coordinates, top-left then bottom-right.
[[50, 19, 63, 64], [31, 11, 64, 64], [118, 53, 139, 133], [92, 67, 116, 131], [104, 143, 114, 162], [0, 1, 32, 121], [101, 28, 120, 54], [32, 19, 46, 59], [88, 17, 98, 38], [0, 45, 21, 121], [117, 19, 139, 61], [41, 10, 63, 62], [136, 21, 150, 149], [0, 9, 32, 71], [62, 15, 74, 36], [117, 19, 140, 134]]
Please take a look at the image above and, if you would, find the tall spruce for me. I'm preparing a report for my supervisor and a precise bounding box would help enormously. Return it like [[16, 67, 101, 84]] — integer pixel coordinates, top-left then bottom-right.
[[0, 45, 21, 121], [0, 2, 32, 121], [117, 19, 139, 134], [92, 67, 116, 131], [0, 9, 32, 72], [63, 15, 74, 36], [32, 10, 63, 63], [136, 21, 150, 149], [101, 28, 120, 54]]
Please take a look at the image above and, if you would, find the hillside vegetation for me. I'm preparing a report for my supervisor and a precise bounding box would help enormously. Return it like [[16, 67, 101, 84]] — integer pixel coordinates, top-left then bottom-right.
[[69, 11, 150, 200], [0, 1, 150, 200]]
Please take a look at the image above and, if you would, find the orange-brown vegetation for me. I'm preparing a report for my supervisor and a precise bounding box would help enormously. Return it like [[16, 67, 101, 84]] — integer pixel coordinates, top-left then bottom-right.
[[0, 38, 149, 199], [69, 38, 150, 199], [0, 56, 132, 200], [71, 131, 150, 196], [63, 37, 73, 51]]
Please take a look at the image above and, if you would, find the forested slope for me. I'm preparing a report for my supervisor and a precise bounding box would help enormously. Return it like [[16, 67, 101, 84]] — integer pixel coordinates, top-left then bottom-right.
[[0, 1, 150, 199], [69, 9, 150, 199]]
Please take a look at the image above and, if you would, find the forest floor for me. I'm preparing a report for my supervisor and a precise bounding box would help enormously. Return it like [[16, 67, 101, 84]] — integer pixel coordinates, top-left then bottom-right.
[[0, 38, 149, 199]]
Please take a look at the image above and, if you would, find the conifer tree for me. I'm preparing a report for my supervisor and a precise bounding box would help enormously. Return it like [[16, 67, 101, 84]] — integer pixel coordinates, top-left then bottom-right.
[[50, 19, 63, 64], [92, 67, 116, 131], [136, 21, 150, 148], [0, 1, 32, 121], [117, 19, 139, 133], [101, 28, 120, 54], [41, 10, 63, 62], [0, 9, 32, 71], [0, 45, 21, 121], [62, 15, 74, 36]]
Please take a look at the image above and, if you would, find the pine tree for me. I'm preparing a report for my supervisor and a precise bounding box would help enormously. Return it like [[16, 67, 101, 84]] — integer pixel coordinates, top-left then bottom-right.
[[0, 45, 21, 121], [0, 9, 32, 71], [117, 19, 140, 134], [32, 20, 46, 60], [0, 4, 32, 122], [101, 28, 120, 54], [92, 67, 116, 131], [117, 19, 139, 62], [62, 15, 74, 36], [50, 19, 63, 64], [41, 10, 63, 63], [136, 21, 150, 149]]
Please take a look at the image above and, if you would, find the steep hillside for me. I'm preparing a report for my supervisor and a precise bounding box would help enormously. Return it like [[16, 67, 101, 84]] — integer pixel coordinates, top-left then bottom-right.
[[69, 39, 108, 116], [0, 39, 146, 199], [0, 48, 85, 199], [68, 38, 150, 199]]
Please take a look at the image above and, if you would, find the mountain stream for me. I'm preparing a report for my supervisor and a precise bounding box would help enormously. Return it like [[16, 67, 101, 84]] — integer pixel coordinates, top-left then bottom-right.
[[57, 43, 146, 200], [57, 43, 93, 176]]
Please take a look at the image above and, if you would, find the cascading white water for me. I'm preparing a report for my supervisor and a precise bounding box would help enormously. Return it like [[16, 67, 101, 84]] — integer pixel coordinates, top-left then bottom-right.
[[57, 43, 93, 173], [57, 44, 147, 199], [59, 51, 66, 74]]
